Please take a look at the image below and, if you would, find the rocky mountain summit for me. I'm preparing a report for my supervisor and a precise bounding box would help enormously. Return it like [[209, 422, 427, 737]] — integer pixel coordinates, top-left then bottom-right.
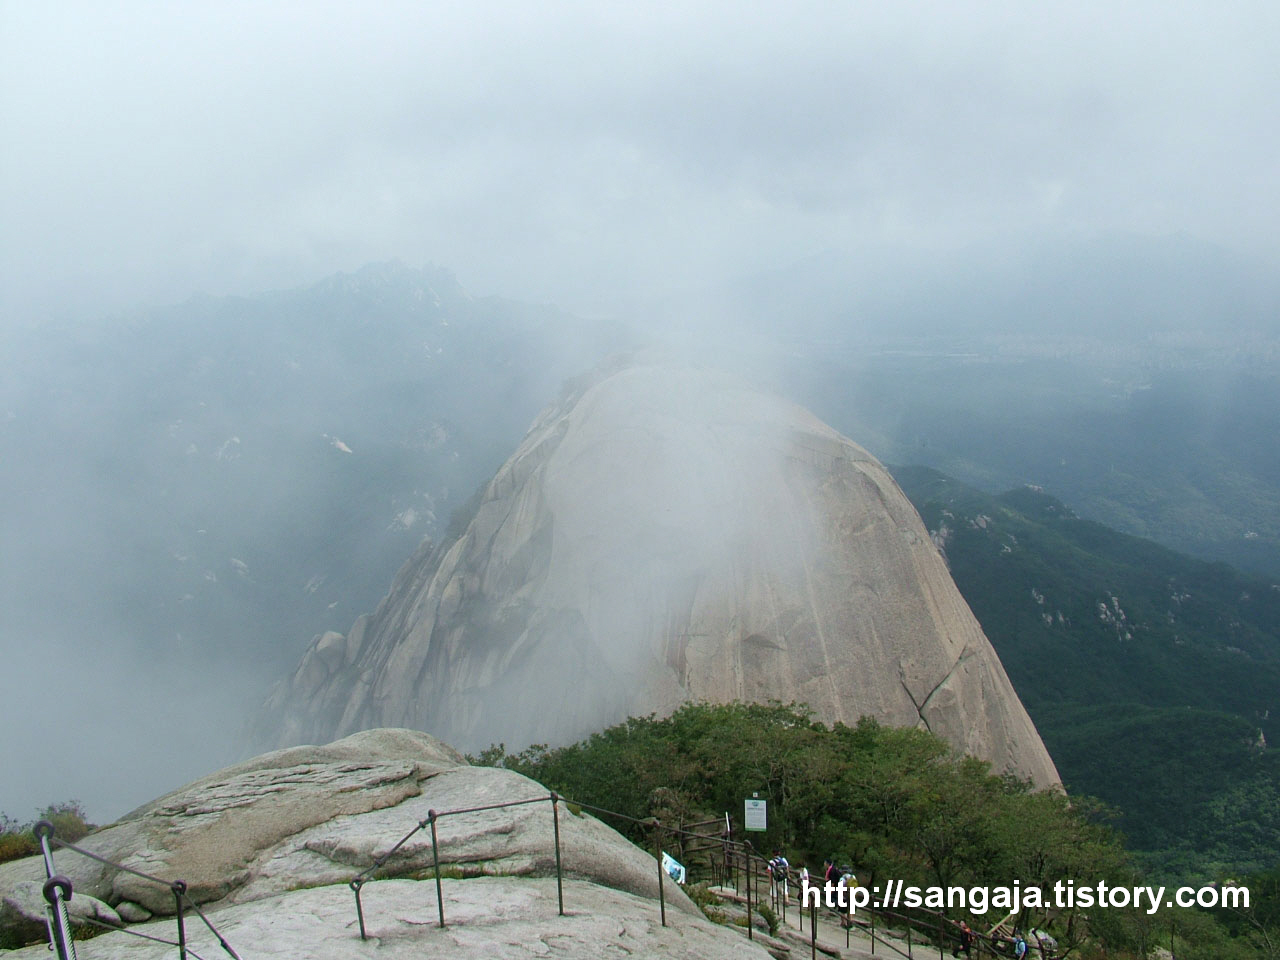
[[1, 728, 769, 959], [257, 360, 1058, 787]]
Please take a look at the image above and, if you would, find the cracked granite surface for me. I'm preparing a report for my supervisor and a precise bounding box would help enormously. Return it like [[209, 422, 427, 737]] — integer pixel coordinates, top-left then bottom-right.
[[1, 729, 711, 954], [260, 361, 1058, 788]]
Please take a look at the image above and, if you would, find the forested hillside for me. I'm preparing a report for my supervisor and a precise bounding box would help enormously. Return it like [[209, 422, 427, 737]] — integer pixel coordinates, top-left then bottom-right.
[[479, 702, 1278, 959], [895, 466, 1280, 878]]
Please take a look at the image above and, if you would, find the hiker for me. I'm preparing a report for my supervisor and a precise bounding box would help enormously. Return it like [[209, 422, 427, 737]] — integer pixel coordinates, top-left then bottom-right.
[[1012, 929, 1028, 958], [823, 857, 839, 889], [836, 865, 856, 927], [952, 919, 974, 958], [767, 850, 790, 901]]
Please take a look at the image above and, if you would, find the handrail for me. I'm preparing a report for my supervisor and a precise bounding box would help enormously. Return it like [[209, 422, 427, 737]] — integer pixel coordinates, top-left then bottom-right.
[[26, 791, 1057, 959], [31, 821, 243, 960]]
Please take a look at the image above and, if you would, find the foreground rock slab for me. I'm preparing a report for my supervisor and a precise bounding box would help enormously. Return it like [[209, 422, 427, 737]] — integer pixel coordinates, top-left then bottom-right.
[[0, 728, 699, 951], [0, 880, 120, 948], [4, 878, 772, 960]]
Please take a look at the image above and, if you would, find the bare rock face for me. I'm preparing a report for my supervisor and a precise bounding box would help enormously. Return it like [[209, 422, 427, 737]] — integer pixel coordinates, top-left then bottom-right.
[[1, 728, 768, 959], [0, 880, 120, 947], [0, 729, 452, 917], [4, 879, 774, 960], [0, 729, 682, 918], [259, 361, 1058, 787]]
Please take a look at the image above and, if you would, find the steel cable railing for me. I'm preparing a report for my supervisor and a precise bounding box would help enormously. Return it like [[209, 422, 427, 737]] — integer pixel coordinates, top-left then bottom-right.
[[27, 788, 1055, 959], [30, 820, 243, 960]]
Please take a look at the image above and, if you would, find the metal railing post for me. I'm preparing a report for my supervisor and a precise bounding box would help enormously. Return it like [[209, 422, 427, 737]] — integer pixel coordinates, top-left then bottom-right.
[[32, 821, 77, 960], [747, 855, 757, 926], [350, 879, 367, 940], [551, 793, 565, 916], [428, 811, 446, 928], [32, 822, 244, 959], [40, 876, 77, 960], [938, 915, 945, 959], [723, 825, 731, 893], [172, 881, 188, 960], [810, 899, 817, 960], [651, 819, 666, 927]]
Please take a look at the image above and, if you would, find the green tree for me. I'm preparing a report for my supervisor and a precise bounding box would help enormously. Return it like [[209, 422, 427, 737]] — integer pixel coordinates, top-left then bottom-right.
[[0, 801, 95, 865]]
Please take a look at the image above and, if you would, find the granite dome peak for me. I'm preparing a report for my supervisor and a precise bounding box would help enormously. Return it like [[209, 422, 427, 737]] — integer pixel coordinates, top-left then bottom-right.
[[257, 359, 1058, 787]]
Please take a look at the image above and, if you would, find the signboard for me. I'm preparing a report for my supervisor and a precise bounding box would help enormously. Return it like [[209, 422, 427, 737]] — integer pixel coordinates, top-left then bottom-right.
[[744, 797, 767, 832], [661, 851, 687, 884]]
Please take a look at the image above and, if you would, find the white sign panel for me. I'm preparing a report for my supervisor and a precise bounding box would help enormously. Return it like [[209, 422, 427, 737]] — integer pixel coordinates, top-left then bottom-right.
[[744, 798, 767, 832], [661, 851, 687, 884]]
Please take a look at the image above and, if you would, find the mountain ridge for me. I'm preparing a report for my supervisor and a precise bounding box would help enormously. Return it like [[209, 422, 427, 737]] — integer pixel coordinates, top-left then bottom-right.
[[894, 464, 1280, 875]]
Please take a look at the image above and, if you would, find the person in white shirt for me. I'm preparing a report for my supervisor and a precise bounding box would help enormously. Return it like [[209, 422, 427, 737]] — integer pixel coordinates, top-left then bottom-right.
[[767, 850, 791, 901]]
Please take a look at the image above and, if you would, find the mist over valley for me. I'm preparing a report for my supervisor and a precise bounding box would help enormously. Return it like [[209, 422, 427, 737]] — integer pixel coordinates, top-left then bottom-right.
[[3, 12, 1279, 951], [2, 259, 1276, 841]]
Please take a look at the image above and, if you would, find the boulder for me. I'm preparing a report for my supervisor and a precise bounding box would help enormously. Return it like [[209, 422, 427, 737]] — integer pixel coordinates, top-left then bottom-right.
[[0, 728, 712, 955], [114, 900, 151, 922], [0, 728, 461, 915], [0, 879, 120, 949]]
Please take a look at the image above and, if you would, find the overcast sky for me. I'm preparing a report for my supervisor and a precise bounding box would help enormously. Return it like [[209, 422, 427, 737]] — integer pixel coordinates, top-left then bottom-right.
[[2, 1, 1279, 822], [3, 0, 1278, 327]]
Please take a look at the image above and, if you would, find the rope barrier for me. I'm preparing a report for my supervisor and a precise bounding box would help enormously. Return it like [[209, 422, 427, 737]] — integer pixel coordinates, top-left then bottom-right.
[[52, 837, 173, 888], [351, 821, 426, 883], [786, 884, 1051, 960], [567, 799, 655, 826], [351, 794, 553, 886], [432, 795, 550, 818], [33, 823, 244, 960], [75, 915, 213, 959], [33, 822, 76, 960], [29, 787, 1057, 959], [182, 897, 244, 960]]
